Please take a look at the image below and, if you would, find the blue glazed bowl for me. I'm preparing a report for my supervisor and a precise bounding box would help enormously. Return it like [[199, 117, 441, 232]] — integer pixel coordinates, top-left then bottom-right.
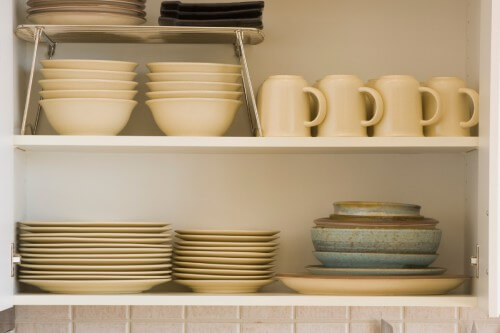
[[312, 251, 438, 268], [311, 227, 441, 254]]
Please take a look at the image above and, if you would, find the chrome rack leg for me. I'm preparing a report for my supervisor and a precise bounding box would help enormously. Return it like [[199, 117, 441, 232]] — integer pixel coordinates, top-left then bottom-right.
[[20, 28, 42, 135], [32, 31, 57, 135], [235, 30, 263, 137]]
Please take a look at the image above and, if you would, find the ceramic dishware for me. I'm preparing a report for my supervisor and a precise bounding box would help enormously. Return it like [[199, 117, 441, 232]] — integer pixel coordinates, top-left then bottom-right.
[[305, 266, 446, 276], [40, 90, 137, 100], [146, 81, 242, 92], [146, 91, 242, 100], [333, 201, 422, 217], [41, 59, 138, 72], [316, 75, 383, 136], [312, 251, 438, 268], [311, 228, 441, 254], [39, 79, 137, 91], [147, 72, 242, 83], [28, 12, 146, 25], [40, 98, 136, 135], [372, 75, 441, 136], [20, 279, 169, 294], [40, 69, 137, 81], [146, 98, 241, 136], [257, 75, 327, 137], [147, 62, 241, 73], [423, 77, 479, 136], [175, 279, 274, 293], [278, 274, 468, 295]]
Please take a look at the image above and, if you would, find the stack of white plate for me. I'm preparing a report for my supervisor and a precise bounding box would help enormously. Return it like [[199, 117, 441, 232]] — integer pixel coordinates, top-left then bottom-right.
[[18, 221, 172, 294], [39, 59, 139, 136], [145, 62, 244, 136], [173, 229, 279, 293], [27, 0, 147, 25]]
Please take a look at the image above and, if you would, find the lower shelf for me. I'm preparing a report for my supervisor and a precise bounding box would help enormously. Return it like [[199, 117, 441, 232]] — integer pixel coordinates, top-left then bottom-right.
[[13, 293, 477, 307]]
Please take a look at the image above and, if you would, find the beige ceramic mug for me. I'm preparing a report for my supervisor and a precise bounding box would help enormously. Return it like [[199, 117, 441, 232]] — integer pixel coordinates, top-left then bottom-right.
[[423, 77, 479, 136], [257, 75, 326, 137], [316, 75, 383, 137], [372, 75, 441, 137]]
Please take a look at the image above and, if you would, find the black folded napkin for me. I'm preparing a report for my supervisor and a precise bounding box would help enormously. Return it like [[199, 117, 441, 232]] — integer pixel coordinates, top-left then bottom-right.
[[158, 16, 263, 29], [161, 1, 264, 12], [161, 8, 262, 19]]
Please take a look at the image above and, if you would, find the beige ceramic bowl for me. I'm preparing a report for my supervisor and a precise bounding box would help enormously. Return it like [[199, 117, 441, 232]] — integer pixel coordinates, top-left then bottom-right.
[[146, 98, 242, 136], [147, 62, 241, 74], [40, 90, 138, 100], [41, 69, 137, 81], [147, 72, 241, 83], [146, 91, 243, 100], [39, 79, 138, 91], [41, 59, 138, 72], [40, 98, 137, 135], [147, 81, 242, 92]]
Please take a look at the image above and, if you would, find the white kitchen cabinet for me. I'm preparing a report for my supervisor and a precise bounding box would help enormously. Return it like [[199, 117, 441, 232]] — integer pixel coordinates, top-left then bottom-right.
[[2, 0, 500, 317]]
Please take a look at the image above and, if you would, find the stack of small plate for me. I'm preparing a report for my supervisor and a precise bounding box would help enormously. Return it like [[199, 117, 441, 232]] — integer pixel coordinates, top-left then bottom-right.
[[145, 62, 243, 136], [17, 221, 172, 294], [173, 230, 279, 293], [27, 0, 147, 25], [39, 59, 139, 136]]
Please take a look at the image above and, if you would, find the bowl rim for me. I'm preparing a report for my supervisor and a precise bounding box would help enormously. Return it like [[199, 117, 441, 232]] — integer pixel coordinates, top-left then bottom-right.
[[312, 251, 439, 257], [147, 72, 242, 77], [147, 62, 241, 68], [146, 81, 242, 87], [39, 79, 137, 84], [146, 97, 243, 105], [39, 97, 138, 104], [40, 68, 137, 75]]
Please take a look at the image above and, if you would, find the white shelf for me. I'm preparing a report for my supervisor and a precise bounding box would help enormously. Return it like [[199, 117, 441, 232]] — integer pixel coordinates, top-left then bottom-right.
[[14, 136, 479, 154], [14, 293, 477, 307]]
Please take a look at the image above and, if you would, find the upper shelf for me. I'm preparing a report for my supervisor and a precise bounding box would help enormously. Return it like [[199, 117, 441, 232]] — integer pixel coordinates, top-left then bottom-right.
[[14, 136, 479, 154], [15, 25, 264, 44]]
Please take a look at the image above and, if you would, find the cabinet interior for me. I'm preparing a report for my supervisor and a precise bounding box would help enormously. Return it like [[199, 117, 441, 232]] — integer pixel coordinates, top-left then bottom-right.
[[12, 0, 483, 301]]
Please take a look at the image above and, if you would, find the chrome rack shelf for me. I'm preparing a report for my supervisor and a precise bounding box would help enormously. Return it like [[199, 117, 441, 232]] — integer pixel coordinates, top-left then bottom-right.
[[15, 25, 263, 136], [15, 25, 264, 45]]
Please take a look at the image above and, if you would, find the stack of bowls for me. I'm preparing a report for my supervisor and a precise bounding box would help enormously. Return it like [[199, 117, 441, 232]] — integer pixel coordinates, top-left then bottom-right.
[[27, 0, 147, 25], [173, 229, 279, 293], [145, 62, 244, 136], [17, 221, 172, 294], [308, 201, 445, 276], [39, 59, 139, 135]]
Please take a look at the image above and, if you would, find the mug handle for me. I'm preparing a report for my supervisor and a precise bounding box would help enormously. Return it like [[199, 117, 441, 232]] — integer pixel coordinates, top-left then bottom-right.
[[458, 88, 479, 128], [419, 87, 441, 126], [359, 87, 384, 127], [303, 87, 327, 127]]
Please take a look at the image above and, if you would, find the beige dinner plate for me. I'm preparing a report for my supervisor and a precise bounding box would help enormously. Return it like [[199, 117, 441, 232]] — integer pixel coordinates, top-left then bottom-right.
[[20, 237, 171, 244], [173, 261, 275, 270], [21, 243, 171, 248], [40, 69, 137, 81], [173, 267, 274, 276], [175, 246, 277, 252], [173, 273, 274, 280], [174, 256, 274, 265], [20, 221, 167, 227], [19, 247, 171, 254], [174, 250, 276, 258], [28, 12, 146, 25], [147, 62, 241, 74], [175, 235, 278, 242], [21, 258, 170, 265], [19, 275, 169, 280], [20, 253, 171, 258], [20, 232, 170, 238], [175, 279, 274, 293], [20, 263, 172, 271], [277, 274, 470, 295], [19, 225, 170, 233], [20, 279, 169, 294], [20, 269, 172, 275], [175, 230, 279, 236], [176, 241, 278, 247]]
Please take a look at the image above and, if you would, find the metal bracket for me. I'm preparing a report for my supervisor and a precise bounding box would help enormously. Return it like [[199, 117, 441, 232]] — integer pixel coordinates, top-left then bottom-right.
[[21, 27, 57, 136], [234, 30, 263, 137], [10, 243, 20, 278], [470, 244, 479, 278]]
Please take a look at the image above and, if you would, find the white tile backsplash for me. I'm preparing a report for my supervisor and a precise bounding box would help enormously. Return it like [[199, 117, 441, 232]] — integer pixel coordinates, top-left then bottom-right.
[[15, 305, 500, 333]]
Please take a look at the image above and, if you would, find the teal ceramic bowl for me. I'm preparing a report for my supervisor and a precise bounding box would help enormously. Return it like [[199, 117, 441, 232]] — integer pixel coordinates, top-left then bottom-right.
[[312, 251, 438, 268], [311, 227, 441, 254], [306, 265, 446, 276], [333, 201, 421, 217]]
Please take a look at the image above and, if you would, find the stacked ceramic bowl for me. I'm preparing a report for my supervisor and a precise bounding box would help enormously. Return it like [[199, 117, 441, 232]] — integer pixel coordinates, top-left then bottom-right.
[[27, 0, 147, 25], [173, 230, 279, 293], [39, 59, 139, 135], [17, 221, 172, 294], [308, 201, 445, 276], [145, 62, 244, 136]]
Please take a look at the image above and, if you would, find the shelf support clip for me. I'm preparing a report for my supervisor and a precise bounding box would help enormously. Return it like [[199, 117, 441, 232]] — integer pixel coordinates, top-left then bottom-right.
[[470, 244, 479, 278], [11, 243, 21, 278]]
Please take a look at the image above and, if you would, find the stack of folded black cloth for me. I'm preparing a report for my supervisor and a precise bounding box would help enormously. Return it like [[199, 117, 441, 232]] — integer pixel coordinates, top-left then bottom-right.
[[159, 1, 264, 29]]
